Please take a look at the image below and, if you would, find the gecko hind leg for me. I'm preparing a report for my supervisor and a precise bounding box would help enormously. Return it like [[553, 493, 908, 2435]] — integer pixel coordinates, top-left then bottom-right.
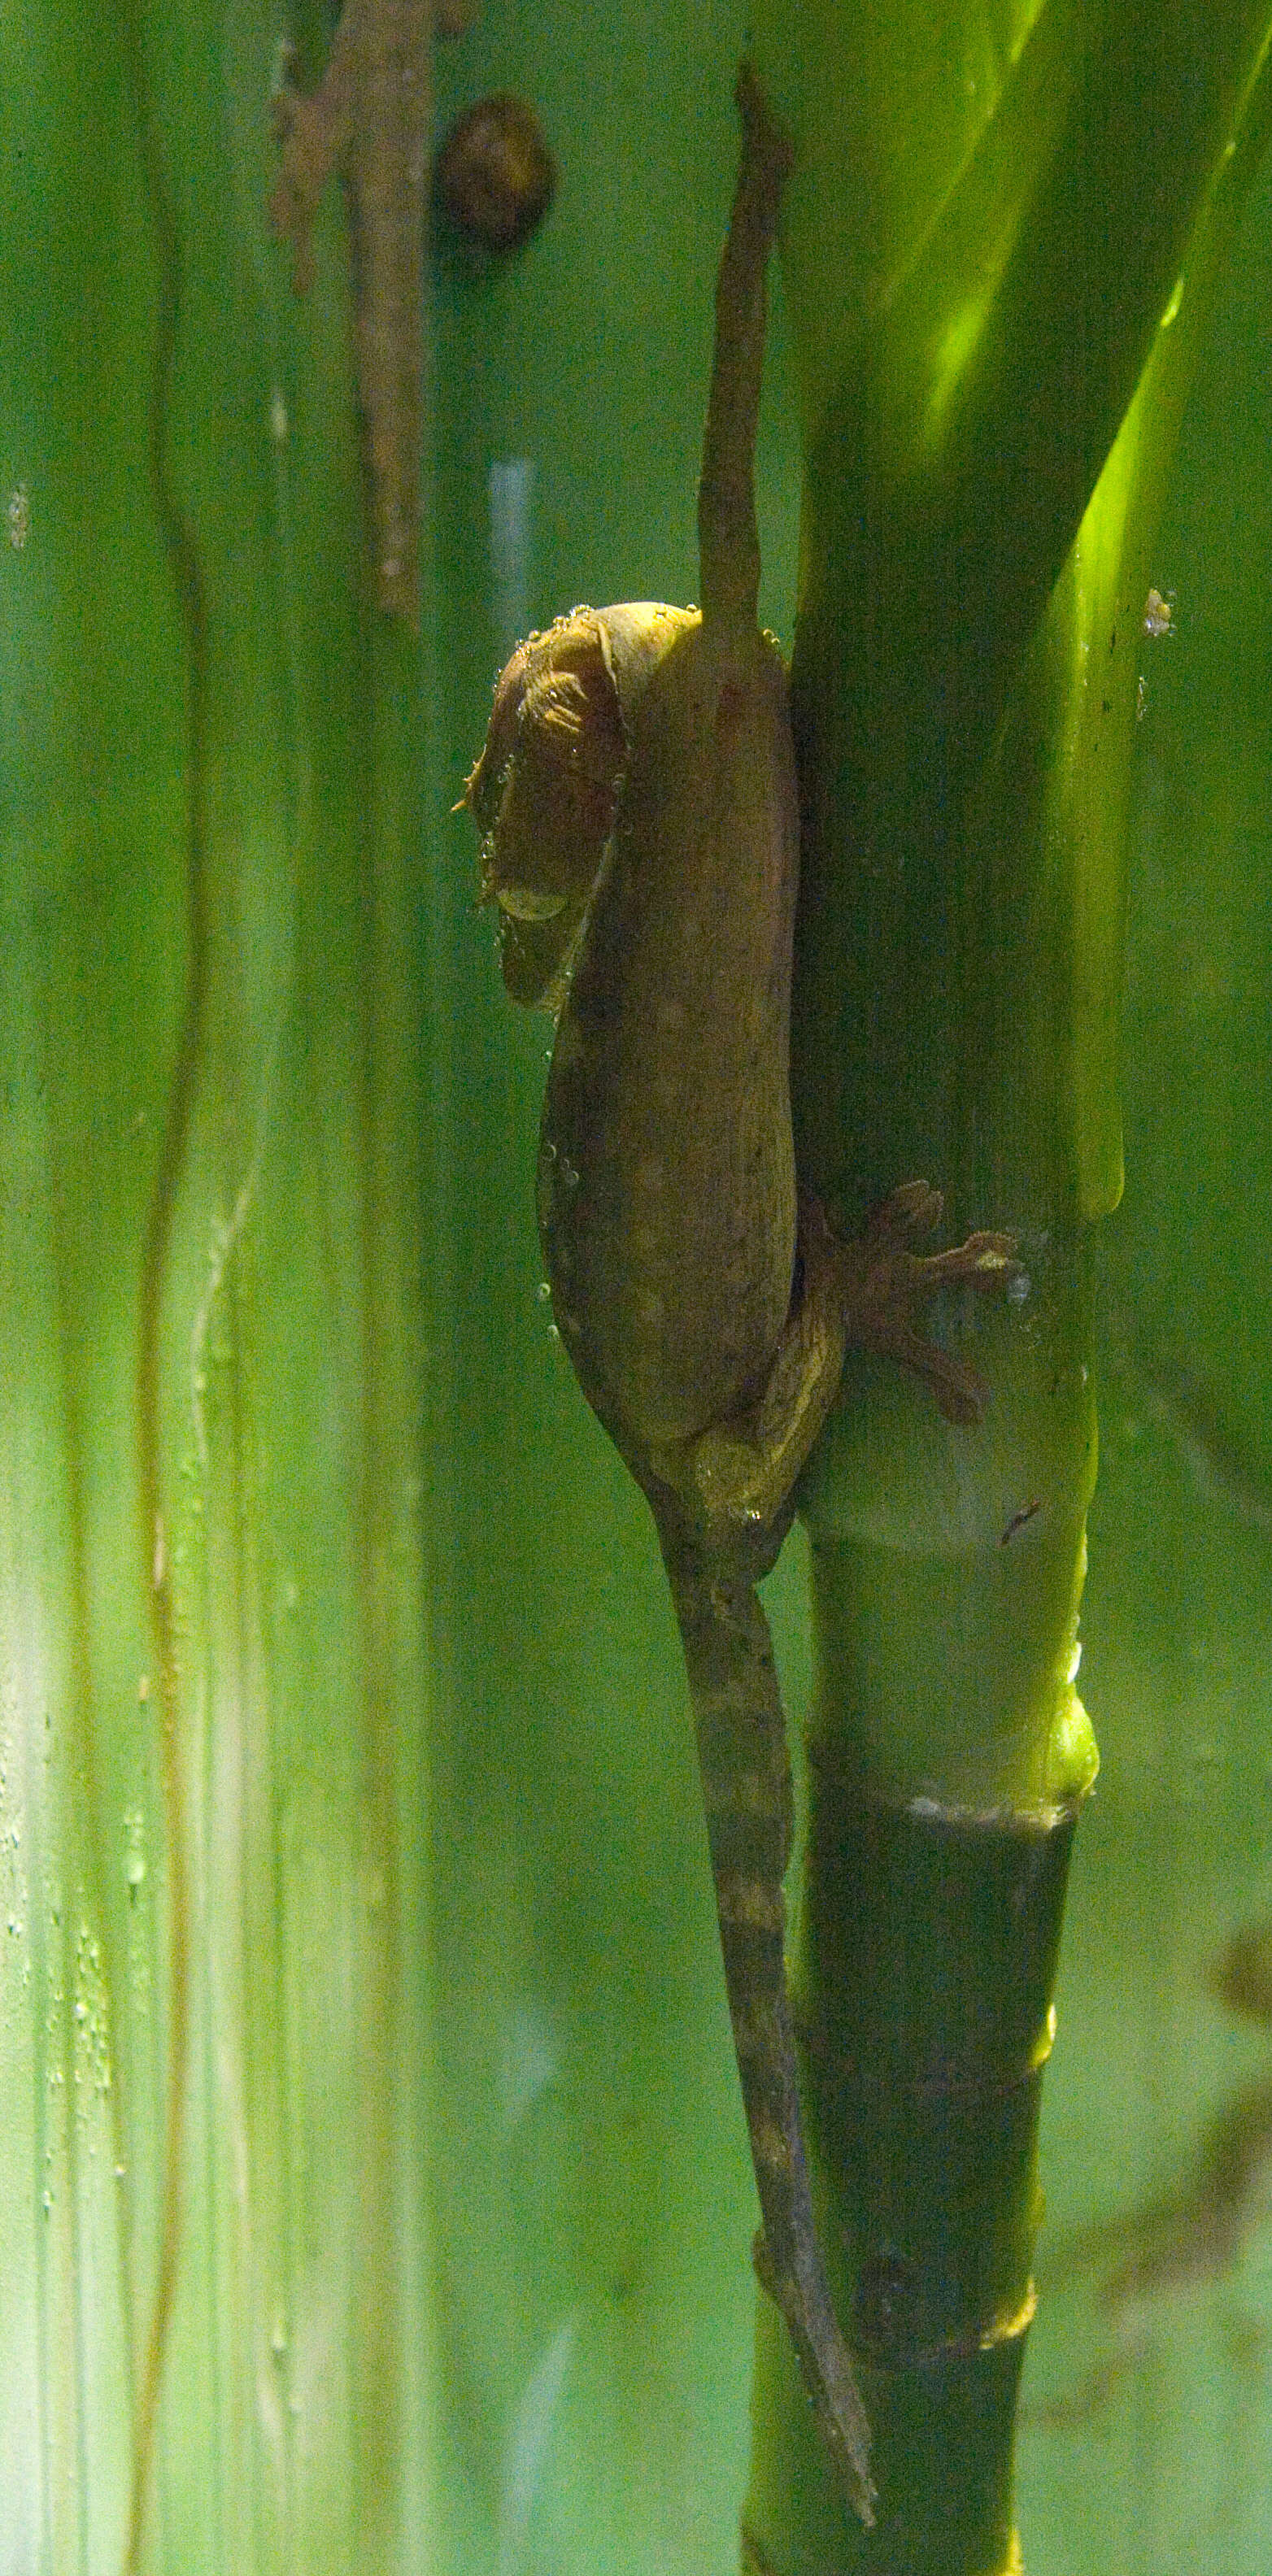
[[687, 1181, 1019, 1532], [834, 1181, 1021, 1428]]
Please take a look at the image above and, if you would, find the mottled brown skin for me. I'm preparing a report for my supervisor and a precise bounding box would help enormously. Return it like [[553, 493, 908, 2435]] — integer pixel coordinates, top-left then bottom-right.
[[270, 0, 473, 623], [466, 70, 1017, 2525], [541, 605, 799, 1467]]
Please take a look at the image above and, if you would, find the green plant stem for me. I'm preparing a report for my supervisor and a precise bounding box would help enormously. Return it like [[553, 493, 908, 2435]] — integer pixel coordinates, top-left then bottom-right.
[[739, 5, 1272, 2566], [747, 1795, 1078, 2576]]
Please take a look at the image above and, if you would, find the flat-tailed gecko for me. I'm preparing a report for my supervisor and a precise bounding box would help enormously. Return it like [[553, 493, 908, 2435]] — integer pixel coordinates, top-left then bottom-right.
[[464, 67, 1018, 2518]]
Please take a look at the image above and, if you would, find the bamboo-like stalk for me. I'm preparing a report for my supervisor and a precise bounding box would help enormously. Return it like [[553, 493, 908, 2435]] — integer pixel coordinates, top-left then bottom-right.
[[740, 6, 1272, 2566]]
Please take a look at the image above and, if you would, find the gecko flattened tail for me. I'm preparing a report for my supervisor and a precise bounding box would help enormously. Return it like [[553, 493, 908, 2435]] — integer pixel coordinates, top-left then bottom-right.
[[664, 1537, 876, 2526]]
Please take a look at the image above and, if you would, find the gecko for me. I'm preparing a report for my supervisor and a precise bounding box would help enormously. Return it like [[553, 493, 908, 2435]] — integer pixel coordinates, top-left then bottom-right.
[[270, 0, 474, 623], [464, 68, 1017, 2522]]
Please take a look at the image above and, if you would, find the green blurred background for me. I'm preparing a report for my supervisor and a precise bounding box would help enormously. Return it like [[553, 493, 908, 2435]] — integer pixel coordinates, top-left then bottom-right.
[[3, 0, 1272, 2569]]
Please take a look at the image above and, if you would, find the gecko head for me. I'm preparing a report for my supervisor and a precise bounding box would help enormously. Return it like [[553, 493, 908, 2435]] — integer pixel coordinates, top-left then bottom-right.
[[460, 608, 625, 1007], [462, 602, 699, 1005]]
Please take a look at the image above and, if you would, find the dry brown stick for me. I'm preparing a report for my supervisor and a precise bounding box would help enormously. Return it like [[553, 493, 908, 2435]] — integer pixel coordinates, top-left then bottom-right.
[[271, 1, 474, 624]]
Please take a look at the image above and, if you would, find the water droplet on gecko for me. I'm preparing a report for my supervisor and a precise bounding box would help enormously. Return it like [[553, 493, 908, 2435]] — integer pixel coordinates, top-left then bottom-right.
[[1006, 1267, 1031, 1305], [536, 1280, 552, 1303]]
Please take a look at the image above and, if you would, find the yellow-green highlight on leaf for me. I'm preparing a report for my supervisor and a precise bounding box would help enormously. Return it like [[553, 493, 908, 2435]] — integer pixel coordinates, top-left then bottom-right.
[[923, 295, 990, 448], [747, 0, 1064, 464], [759, 0, 1272, 768]]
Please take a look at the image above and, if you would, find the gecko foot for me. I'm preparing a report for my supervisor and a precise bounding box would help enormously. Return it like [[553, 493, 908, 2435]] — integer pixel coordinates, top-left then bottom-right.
[[834, 1181, 1019, 1428]]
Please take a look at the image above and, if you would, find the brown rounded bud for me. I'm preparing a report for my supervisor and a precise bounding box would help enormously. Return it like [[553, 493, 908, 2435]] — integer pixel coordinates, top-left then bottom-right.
[[435, 95, 557, 256]]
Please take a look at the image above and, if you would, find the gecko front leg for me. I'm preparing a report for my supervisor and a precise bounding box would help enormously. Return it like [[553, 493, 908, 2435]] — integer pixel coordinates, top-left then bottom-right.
[[270, 0, 473, 622]]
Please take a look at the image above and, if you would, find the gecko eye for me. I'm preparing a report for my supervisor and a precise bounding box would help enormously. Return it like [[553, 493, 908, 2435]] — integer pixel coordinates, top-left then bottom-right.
[[496, 883, 569, 925]]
